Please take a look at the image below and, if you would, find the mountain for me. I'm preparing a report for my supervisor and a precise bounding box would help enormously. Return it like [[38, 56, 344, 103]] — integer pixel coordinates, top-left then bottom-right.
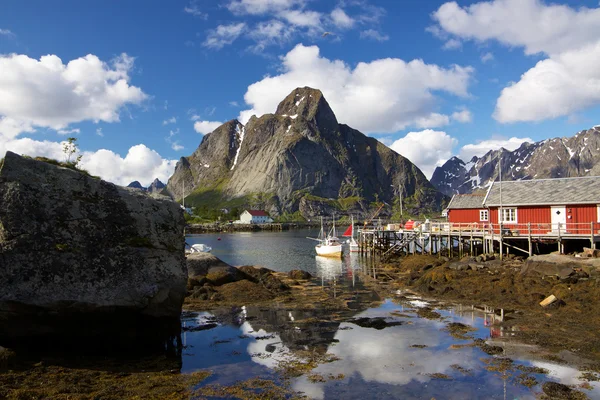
[[126, 178, 166, 194], [431, 126, 600, 196], [166, 87, 445, 217], [148, 178, 166, 194]]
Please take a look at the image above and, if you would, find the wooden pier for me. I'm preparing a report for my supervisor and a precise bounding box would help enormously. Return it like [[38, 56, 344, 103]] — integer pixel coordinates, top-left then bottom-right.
[[358, 221, 600, 260]]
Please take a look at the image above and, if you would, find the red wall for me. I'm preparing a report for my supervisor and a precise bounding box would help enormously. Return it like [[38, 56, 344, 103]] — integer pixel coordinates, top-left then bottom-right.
[[448, 209, 485, 224], [567, 204, 598, 233], [450, 205, 599, 235]]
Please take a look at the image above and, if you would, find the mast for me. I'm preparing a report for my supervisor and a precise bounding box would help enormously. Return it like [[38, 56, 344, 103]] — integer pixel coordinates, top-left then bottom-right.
[[332, 213, 336, 237]]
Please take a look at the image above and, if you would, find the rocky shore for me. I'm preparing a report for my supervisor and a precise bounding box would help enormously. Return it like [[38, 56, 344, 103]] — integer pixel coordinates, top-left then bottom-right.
[[3, 249, 600, 399], [374, 252, 600, 363]]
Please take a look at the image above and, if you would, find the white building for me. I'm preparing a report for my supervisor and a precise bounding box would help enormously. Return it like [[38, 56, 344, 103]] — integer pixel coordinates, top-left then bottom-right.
[[239, 210, 273, 224]]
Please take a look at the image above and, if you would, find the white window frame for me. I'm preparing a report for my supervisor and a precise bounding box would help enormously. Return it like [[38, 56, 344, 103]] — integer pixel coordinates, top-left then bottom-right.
[[499, 208, 517, 223], [479, 209, 488, 222]]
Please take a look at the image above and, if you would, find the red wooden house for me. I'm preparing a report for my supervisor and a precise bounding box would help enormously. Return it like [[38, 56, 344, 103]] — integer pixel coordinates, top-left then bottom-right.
[[482, 176, 600, 235], [445, 193, 488, 227]]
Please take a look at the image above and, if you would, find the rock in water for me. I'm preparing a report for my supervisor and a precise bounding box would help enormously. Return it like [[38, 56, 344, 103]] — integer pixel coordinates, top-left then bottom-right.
[[0, 152, 187, 342]]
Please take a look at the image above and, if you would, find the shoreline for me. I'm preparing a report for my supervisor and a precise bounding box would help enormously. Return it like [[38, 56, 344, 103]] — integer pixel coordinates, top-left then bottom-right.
[[3, 252, 600, 399]]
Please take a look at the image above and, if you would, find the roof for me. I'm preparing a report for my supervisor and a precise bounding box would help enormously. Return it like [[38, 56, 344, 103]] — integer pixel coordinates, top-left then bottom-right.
[[246, 210, 269, 216], [446, 194, 485, 209], [484, 176, 600, 207]]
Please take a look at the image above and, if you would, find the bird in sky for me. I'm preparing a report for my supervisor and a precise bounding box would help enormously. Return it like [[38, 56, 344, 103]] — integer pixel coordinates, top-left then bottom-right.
[[322, 32, 333, 38]]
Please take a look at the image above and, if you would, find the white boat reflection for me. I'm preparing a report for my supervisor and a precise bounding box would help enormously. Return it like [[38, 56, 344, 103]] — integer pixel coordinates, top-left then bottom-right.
[[315, 255, 344, 282]]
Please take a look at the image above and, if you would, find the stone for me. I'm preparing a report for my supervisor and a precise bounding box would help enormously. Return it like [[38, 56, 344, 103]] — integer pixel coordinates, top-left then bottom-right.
[[583, 247, 600, 258], [187, 253, 232, 278], [238, 266, 290, 292], [521, 260, 576, 279], [288, 269, 313, 280], [0, 346, 17, 370], [205, 266, 247, 286], [0, 152, 187, 340], [542, 382, 578, 399]]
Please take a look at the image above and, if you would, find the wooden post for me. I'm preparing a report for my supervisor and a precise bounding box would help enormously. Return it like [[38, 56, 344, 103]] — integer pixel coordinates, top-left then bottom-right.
[[429, 224, 433, 255], [448, 229, 452, 258], [459, 229, 462, 259], [558, 223, 562, 254], [499, 223, 503, 260], [528, 222, 532, 256], [591, 222, 594, 251], [470, 230, 474, 256]]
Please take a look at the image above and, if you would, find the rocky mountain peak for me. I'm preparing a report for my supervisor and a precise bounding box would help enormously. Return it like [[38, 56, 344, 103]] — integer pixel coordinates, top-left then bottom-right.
[[127, 181, 144, 190], [431, 125, 600, 196], [275, 87, 338, 133], [166, 86, 445, 217]]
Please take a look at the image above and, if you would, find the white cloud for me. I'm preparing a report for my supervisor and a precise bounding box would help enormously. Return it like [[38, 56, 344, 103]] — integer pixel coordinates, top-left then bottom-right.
[[451, 108, 472, 123], [171, 142, 184, 151], [238, 44, 473, 133], [480, 52, 494, 63], [0, 138, 176, 187], [227, 0, 305, 15], [432, 0, 600, 123], [442, 38, 462, 50], [162, 116, 177, 125], [390, 130, 458, 179], [414, 113, 450, 129], [249, 19, 296, 51], [0, 53, 146, 140], [459, 136, 532, 160], [278, 9, 322, 28], [96, 127, 104, 137], [57, 128, 80, 135], [229, 101, 239, 107], [0, 29, 15, 37], [203, 23, 246, 49], [184, 1, 207, 19], [359, 29, 389, 42], [331, 8, 354, 29], [81, 144, 177, 186], [495, 41, 600, 122], [194, 120, 223, 134], [432, 0, 600, 56]]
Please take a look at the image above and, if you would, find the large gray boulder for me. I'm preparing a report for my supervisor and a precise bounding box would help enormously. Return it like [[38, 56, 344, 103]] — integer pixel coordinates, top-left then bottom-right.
[[0, 152, 187, 338]]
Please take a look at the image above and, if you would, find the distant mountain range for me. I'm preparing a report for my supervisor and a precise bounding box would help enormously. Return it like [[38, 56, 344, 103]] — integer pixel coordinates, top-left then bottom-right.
[[127, 178, 166, 194], [166, 87, 444, 218], [431, 126, 600, 196]]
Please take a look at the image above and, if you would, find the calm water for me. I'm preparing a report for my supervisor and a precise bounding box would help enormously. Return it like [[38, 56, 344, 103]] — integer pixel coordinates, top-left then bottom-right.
[[183, 230, 598, 399], [186, 228, 369, 274]]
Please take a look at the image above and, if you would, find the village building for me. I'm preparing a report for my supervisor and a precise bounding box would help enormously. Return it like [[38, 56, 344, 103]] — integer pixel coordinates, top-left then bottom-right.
[[445, 193, 488, 226], [238, 210, 273, 224], [483, 176, 600, 235]]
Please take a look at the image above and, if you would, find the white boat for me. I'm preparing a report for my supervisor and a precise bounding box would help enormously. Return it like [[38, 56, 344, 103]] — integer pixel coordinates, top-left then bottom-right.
[[308, 216, 342, 257], [342, 215, 359, 252], [189, 243, 212, 253]]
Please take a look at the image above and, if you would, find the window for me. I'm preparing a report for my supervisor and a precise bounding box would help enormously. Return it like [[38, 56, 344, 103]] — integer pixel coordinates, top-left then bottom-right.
[[479, 210, 488, 221], [500, 208, 517, 223]]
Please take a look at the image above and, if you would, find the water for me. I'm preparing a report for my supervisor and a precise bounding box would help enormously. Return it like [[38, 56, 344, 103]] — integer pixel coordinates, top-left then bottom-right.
[[182, 300, 600, 399], [186, 228, 368, 274], [182, 230, 599, 399]]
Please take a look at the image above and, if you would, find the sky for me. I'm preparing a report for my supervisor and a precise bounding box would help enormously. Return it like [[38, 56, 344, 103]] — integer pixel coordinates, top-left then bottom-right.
[[1, 0, 600, 185]]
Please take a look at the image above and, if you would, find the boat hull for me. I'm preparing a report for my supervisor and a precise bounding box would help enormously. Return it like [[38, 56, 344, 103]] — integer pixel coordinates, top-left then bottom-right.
[[315, 244, 342, 257]]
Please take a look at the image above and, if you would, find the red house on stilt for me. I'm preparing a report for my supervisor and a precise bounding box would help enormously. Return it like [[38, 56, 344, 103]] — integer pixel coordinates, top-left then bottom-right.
[[482, 176, 600, 235], [445, 193, 488, 227]]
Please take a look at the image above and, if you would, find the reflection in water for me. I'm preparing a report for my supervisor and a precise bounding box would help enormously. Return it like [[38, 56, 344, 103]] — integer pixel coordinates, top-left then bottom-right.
[[181, 297, 600, 399]]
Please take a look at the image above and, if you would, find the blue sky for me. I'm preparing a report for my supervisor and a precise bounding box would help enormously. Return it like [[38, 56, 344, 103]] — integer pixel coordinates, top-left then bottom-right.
[[1, 0, 600, 185]]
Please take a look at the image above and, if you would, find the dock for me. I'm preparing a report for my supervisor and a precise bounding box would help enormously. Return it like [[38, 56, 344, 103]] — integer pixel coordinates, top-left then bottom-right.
[[358, 221, 600, 259]]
